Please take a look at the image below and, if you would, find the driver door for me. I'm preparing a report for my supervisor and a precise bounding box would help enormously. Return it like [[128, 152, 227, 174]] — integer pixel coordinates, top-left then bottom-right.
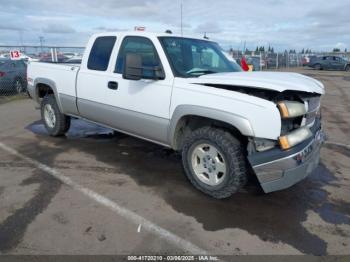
[[107, 36, 173, 144]]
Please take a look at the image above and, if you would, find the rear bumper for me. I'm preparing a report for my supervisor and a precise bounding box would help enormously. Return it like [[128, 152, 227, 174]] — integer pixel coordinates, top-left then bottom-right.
[[27, 83, 35, 99], [248, 128, 325, 193]]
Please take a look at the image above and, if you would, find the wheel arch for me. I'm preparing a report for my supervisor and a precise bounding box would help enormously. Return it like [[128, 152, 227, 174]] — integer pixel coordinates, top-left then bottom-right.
[[169, 105, 254, 150], [34, 78, 63, 111]]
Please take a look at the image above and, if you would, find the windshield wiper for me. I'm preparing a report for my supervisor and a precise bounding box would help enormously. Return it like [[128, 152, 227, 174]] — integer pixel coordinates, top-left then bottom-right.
[[186, 69, 218, 76]]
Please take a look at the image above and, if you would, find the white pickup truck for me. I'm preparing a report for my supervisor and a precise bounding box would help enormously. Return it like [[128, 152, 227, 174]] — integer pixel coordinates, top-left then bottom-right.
[[27, 31, 325, 198]]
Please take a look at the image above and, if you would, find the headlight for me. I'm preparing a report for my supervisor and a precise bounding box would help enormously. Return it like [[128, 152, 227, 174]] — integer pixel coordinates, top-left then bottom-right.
[[277, 101, 306, 119], [279, 127, 312, 150]]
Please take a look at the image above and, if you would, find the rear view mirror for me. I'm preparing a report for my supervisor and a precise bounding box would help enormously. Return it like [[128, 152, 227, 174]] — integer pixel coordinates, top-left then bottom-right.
[[123, 53, 142, 80]]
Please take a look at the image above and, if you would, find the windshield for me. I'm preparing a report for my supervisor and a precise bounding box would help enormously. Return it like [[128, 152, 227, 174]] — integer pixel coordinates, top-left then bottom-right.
[[159, 37, 242, 78]]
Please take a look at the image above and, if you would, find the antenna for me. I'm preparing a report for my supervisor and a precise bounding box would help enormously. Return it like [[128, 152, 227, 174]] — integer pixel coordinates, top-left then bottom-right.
[[180, 0, 183, 36]]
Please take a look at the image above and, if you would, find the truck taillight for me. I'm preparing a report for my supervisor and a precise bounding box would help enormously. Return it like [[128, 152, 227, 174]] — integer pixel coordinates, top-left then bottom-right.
[[0, 72, 5, 77], [27, 77, 33, 84]]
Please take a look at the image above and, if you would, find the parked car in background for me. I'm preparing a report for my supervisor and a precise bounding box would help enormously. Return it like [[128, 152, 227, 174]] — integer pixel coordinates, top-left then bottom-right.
[[20, 53, 40, 62], [307, 56, 350, 71], [265, 56, 277, 69], [62, 52, 80, 59], [64, 57, 82, 64], [0, 53, 10, 59], [302, 55, 317, 66], [245, 56, 260, 71], [0, 58, 27, 94], [39, 53, 68, 63]]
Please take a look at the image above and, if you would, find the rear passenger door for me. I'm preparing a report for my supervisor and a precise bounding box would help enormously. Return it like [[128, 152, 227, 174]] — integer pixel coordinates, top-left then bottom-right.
[[77, 35, 118, 119]]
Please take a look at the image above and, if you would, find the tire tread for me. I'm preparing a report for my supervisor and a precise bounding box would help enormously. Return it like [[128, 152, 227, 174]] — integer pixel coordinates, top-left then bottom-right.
[[182, 126, 247, 199], [41, 95, 70, 137]]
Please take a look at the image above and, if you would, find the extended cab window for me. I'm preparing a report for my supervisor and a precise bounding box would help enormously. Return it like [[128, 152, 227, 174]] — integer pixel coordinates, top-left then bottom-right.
[[88, 36, 116, 71], [115, 36, 162, 78]]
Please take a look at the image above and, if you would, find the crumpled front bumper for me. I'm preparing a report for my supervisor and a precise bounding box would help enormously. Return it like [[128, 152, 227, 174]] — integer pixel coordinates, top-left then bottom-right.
[[248, 127, 325, 193]]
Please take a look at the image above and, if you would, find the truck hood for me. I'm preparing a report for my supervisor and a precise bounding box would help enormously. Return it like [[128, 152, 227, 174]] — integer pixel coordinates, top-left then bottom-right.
[[187, 72, 325, 94]]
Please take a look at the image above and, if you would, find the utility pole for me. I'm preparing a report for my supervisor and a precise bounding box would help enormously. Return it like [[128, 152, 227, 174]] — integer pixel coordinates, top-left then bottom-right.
[[39, 36, 45, 53], [18, 30, 26, 53], [18, 30, 23, 47]]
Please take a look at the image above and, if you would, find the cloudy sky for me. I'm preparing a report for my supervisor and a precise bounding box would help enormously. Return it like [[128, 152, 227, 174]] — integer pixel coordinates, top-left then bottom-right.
[[0, 0, 349, 51]]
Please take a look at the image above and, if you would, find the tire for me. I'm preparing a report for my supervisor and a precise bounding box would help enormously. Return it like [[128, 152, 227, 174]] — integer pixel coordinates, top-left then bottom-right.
[[182, 127, 248, 199], [41, 95, 71, 137], [13, 78, 24, 94], [345, 65, 350, 72], [314, 63, 322, 70]]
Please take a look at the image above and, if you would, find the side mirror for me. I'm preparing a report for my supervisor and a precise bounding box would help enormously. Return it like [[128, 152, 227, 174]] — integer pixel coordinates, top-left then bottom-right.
[[123, 53, 165, 81], [123, 53, 142, 80]]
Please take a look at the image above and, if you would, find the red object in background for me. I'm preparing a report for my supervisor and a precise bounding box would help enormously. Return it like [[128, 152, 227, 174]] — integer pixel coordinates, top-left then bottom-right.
[[241, 56, 249, 71], [134, 26, 146, 31], [10, 50, 21, 60], [0, 72, 6, 77]]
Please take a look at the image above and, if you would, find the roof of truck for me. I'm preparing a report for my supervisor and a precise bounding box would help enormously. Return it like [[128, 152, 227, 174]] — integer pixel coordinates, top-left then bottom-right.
[[91, 31, 212, 41]]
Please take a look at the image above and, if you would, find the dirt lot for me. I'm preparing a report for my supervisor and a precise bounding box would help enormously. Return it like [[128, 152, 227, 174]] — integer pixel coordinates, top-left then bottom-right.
[[0, 68, 349, 255]]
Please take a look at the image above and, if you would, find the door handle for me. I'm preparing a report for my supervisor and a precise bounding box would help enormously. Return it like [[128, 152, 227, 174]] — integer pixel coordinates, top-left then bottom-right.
[[108, 81, 118, 90]]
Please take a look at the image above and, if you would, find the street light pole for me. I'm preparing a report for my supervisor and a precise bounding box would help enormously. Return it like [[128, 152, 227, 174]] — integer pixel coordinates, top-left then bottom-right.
[[39, 36, 45, 53]]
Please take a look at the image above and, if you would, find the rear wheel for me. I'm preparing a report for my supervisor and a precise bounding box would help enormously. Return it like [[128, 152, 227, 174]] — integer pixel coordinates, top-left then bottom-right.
[[41, 95, 70, 136], [182, 127, 248, 199], [345, 65, 350, 72]]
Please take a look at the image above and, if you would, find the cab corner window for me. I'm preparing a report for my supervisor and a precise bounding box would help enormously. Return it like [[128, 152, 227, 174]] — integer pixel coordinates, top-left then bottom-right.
[[87, 36, 116, 71]]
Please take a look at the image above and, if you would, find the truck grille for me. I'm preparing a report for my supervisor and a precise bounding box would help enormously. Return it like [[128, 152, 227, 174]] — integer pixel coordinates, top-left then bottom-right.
[[303, 96, 321, 127]]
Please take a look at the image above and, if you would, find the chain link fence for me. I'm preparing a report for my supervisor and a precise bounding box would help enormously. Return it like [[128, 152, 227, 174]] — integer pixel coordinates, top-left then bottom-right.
[[231, 51, 350, 71], [0, 45, 84, 104]]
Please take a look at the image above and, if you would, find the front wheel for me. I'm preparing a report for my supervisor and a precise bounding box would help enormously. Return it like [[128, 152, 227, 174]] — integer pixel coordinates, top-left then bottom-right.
[[41, 95, 71, 136], [345, 65, 350, 72], [182, 127, 248, 199], [314, 63, 322, 70]]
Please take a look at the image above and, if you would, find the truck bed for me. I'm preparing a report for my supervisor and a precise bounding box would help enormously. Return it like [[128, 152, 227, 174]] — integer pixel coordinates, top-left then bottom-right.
[[27, 61, 80, 99]]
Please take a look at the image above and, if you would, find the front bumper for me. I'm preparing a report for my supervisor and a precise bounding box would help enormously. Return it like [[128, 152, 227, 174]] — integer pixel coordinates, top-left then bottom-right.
[[248, 127, 325, 193]]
